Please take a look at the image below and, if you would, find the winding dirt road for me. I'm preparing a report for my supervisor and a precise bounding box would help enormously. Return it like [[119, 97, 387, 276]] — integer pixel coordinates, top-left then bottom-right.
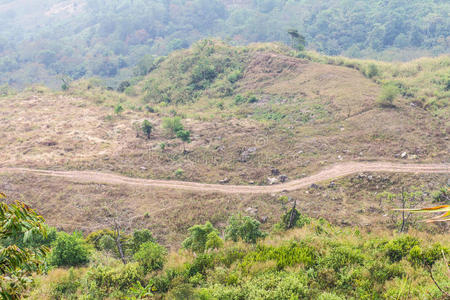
[[0, 162, 448, 194]]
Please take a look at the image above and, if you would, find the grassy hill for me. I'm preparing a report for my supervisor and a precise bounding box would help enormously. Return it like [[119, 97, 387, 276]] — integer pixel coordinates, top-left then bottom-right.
[[0, 41, 448, 246]]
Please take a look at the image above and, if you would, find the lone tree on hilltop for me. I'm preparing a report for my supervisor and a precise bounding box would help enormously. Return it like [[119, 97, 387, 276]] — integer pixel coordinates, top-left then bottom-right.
[[287, 29, 306, 51]]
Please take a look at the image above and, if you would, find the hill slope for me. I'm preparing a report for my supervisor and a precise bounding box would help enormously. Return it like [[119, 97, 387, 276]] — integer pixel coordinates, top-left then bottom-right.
[[0, 42, 448, 243]]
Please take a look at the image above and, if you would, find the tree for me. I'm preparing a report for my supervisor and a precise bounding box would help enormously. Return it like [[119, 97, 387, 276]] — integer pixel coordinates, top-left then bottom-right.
[[176, 129, 191, 153], [287, 29, 306, 51], [142, 120, 153, 139], [133, 241, 167, 274], [182, 222, 219, 254], [49, 232, 90, 267], [0, 194, 49, 299], [225, 214, 267, 244]]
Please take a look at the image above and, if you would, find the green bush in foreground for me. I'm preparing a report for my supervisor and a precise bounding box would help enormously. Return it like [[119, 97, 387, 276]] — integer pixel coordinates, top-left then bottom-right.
[[133, 241, 167, 273], [49, 232, 90, 267], [29, 216, 449, 300]]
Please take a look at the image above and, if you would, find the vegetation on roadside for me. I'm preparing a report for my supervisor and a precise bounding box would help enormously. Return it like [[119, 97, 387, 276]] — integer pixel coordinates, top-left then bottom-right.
[[25, 211, 449, 300]]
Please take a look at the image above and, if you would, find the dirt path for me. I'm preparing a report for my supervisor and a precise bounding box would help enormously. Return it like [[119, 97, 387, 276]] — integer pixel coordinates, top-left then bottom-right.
[[0, 162, 448, 194]]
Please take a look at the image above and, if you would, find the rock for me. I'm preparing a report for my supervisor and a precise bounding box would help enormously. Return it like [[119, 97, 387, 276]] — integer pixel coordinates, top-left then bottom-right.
[[249, 180, 255, 185], [259, 216, 268, 223], [245, 207, 258, 215], [247, 147, 257, 153], [219, 178, 230, 184], [271, 168, 280, 176], [401, 152, 408, 159], [310, 183, 319, 189], [41, 141, 57, 146], [239, 151, 250, 162], [297, 150, 304, 154], [338, 155, 343, 160], [328, 181, 336, 188], [140, 166, 147, 170], [279, 175, 288, 183], [267, 177, 279, 185]]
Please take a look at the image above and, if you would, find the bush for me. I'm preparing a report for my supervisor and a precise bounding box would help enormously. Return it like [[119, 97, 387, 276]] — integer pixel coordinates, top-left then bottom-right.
[[281, 208, 311, 230], [87, 263, 144, 297], [134, 241, 167, 273], [225, 214, 267, 244], [384, 235, 419, 262], [234, 94, 258, 105], [182, 222, 219, 253], [49, 232, 90, 267], [205, 231, 224, 251], [130, 229, 155, 254], [408, 243, 449, 268], [323, 245, 364, 271], [117, 80, 131, 92], [99, 235, 116, 252], [141, 120, 153, 139], [114, 104, 124, 115], [86, 229, 116, 250], [365, 64, 379, 78], [377, 84, 399, 107], [162, 116, 184, 137]]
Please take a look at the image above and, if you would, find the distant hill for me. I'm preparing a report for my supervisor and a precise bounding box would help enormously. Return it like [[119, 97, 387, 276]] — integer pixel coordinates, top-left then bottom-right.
[[0, 0, 449, 88]]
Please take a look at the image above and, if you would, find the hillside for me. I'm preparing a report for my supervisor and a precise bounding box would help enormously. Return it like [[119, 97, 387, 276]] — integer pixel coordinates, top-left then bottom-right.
[[0, 41, 449, 246], [0, 0, 449, 88]]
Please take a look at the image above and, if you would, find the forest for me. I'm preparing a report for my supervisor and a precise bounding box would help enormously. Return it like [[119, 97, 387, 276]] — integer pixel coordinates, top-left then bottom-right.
[[0, 0, 449, 88]]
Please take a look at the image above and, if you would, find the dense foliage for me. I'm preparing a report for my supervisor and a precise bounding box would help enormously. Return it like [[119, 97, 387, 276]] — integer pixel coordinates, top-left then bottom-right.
[[1, 0, 448, 87], [29, 217, 449, 299], [0, 195, 49, 299]]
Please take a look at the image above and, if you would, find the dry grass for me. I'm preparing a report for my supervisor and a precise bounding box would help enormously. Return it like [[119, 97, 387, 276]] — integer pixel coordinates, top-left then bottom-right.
[[0, 43, 448, 247], [1, 171, 447, 249]]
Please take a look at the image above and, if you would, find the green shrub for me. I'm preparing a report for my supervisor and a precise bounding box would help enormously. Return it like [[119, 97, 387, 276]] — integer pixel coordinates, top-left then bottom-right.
[[87, 263, 144, 298], [384, 235, 419, 262], [323, 245, 364, 271], [234, 94, 258, 105], [227, 70, 242, 83], [117, 80, 130, 93], [377, 84, 399, 107], [175, 168, 184, 177], [86, 229, 115, 250], [225, 214, 267, 244], [114, 104, 124, 115], [365, 64, 379, 78], [133, 241, 167, 273], [98, 235, 116, 252], [141, 120, 153, 139], [182, 222, 219, 253], [408, 243, 449, 268], [205, 231, 224, 251], [281, 208, 311, 230], [162, 116, 184, 137], [243, 242, 316, 270], [49, 232, 90, 267], [185, 253, 214, 277], [130, 229, 155, 254], [431, 186, 449, 203]]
